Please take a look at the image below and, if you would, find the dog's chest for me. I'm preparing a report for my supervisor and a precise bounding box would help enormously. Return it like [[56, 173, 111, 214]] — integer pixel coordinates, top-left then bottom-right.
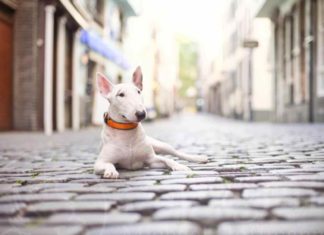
[[101, 126, 153, 170]]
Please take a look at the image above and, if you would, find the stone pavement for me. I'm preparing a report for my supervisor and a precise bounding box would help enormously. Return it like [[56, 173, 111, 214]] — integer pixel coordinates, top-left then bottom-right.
[[0, 113, 324, 235]]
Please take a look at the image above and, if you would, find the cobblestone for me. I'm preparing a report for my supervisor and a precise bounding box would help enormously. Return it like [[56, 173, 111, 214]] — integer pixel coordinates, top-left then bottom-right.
[[120, 200, 198, 213], [75, 192, 156, 202], [26, 201, 115, 215], [85, 221, 202, 235], [242, 188, 318, 198], [118, 184, 187, 193], [209, 198, 300, 209], [0, 114, 324, 234], [45, 212, 141, 226], [217, 220, 324, 235], [189, 183, 258, 191], [0, 226, 83, 235], [0, 203, 26, 216], [272, 207, 324, 219], [160, 190, 234, 200], [160, 176, 223, 184], [153, 206, 267, 224]]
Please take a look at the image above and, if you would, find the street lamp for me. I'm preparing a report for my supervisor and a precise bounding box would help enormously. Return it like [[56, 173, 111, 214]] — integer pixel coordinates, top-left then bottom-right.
[[242, 39, 259, 122]]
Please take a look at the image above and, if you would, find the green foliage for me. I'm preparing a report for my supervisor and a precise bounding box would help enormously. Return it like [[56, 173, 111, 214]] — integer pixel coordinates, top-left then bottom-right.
[[178, 37, 198, 98], [223, 178, 232, 184], [31, 172, 40, 178], [15, 180, 27, 186]]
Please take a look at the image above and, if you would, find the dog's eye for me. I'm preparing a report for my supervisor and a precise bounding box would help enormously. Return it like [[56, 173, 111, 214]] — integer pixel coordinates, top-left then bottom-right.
[[137, 90, 141, 94], [118, 93, 125, 97]]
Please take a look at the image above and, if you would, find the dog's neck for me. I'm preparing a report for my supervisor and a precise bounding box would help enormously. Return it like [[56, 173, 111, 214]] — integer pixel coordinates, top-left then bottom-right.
[[104, 108, 139, 131]]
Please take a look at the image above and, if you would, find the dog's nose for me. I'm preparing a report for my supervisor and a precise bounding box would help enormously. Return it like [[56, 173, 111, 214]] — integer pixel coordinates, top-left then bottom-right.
[[135, 111, 146, 121]]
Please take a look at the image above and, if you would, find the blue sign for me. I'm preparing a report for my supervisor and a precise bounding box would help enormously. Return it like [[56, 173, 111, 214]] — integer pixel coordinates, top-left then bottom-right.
[[80, 30, 130, 70]]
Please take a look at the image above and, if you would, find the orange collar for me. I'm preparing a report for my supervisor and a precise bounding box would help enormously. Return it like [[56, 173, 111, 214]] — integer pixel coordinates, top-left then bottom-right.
[[104, 113, 138, 130]]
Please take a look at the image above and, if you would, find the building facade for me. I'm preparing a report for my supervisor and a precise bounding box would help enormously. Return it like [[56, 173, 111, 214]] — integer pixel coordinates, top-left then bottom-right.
[[0, 0, 136, 133], [203, 0, 273, 121], [257, 0, 324, 122]]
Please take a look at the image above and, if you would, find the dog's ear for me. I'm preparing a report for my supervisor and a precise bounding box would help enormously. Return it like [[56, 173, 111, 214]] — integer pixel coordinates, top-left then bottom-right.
[[97, 72, 114, 98], [132, 66, 143, 90]]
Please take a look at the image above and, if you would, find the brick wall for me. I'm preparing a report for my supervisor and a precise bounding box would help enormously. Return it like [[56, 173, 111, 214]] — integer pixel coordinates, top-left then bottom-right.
[[13, 0, 40, 130]]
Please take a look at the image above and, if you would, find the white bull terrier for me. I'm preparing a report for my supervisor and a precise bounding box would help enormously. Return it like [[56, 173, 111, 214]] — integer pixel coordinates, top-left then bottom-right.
[[94, 66, 208, 178]]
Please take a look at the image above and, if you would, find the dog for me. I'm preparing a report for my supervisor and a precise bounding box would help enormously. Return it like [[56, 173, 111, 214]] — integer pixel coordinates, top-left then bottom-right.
[[94, 66, 208, 178]]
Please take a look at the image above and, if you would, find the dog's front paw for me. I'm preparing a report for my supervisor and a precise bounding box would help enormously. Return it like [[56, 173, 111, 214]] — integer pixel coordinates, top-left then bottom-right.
[[103, 169, 119, 179], [172, 163, 192, 172], [193, 155, 209, 163]]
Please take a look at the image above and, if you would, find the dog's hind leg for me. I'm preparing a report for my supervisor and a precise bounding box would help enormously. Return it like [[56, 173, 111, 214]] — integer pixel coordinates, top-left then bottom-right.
[[147, 155, 192, 171], [148, 136, 208, 163]]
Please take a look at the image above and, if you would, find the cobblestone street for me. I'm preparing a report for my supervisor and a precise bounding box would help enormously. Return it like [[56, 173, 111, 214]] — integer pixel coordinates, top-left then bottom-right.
[[0, 113, 324, 235]]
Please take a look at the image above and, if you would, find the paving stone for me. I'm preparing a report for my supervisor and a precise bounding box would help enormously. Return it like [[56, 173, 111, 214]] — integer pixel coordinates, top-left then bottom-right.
[[75, 192, 155, 202], [270, 168, 324, 174], [0, 203, 26, 216], [85, 221, 202, 235], [119, 171, 164, 178], [0, 183, 86, 195], [0, 226, 83, 235], [0, 193, 76, 202], [160, 176, 223, 185], [46, 212, 141, 225], [92, 180, 156, 188], [41, 186, 116, 193], [118, 184, 186, 193], [160, 190, 234, 200], [259, 181, 324, 189], [209, 198, 300, 209], [287, 174, 324, 181], [247, 165, 295, 170], [0, 217, 32, 225], [170, 170, 219, 175], [189, 183, 257, 191], [120, 200, 198, 213], [309, 196, 324, 205], [243, 188, 318, 198], [131, 175, 187, 181], [6, 176, 70, 183], [26, 201, 115, 215], [153, 206, 267, 224], [273, 207, 324, 219], [235, 176, 282, 183], [217, 220, 324, 235]]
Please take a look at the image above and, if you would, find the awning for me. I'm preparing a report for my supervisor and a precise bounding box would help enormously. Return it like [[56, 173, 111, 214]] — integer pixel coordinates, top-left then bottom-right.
[[112, 0, 137, 17], [256, 0, 283, 18], [80, 30, 130, 70]]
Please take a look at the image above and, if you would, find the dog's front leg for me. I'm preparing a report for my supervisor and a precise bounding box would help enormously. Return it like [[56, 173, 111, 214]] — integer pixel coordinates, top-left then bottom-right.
[[147, 155, 192, 172], [94, 160, 119, 179]]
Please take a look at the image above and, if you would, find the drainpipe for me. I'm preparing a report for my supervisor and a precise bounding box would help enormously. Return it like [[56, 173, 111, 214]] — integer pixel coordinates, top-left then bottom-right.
[[44, 5, 55, 135], [56, 16, 67, 132], [72, 30, 81, 130]]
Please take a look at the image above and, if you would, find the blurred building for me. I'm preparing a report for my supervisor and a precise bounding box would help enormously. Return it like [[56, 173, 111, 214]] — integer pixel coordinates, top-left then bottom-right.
[[257, 0, 324, 122], [203, 0, 273, 121], [0, 0, 136, 133], [123, 2, 179, 119]]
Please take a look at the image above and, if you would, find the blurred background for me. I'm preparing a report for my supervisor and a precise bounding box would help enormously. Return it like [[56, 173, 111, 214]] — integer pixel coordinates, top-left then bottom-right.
[[0, 0, 324, 135]]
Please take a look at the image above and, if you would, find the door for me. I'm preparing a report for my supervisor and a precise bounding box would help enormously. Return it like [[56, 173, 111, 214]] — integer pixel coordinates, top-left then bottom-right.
[[0, 15, 13, 130]]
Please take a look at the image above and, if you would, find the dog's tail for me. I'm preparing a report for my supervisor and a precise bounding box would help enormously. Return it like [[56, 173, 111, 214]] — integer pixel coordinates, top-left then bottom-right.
[[148, 137, 208, 163]]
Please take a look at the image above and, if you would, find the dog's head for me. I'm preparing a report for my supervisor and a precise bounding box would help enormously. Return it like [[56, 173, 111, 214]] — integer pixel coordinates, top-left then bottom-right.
[[97, 66, 146, 123]]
